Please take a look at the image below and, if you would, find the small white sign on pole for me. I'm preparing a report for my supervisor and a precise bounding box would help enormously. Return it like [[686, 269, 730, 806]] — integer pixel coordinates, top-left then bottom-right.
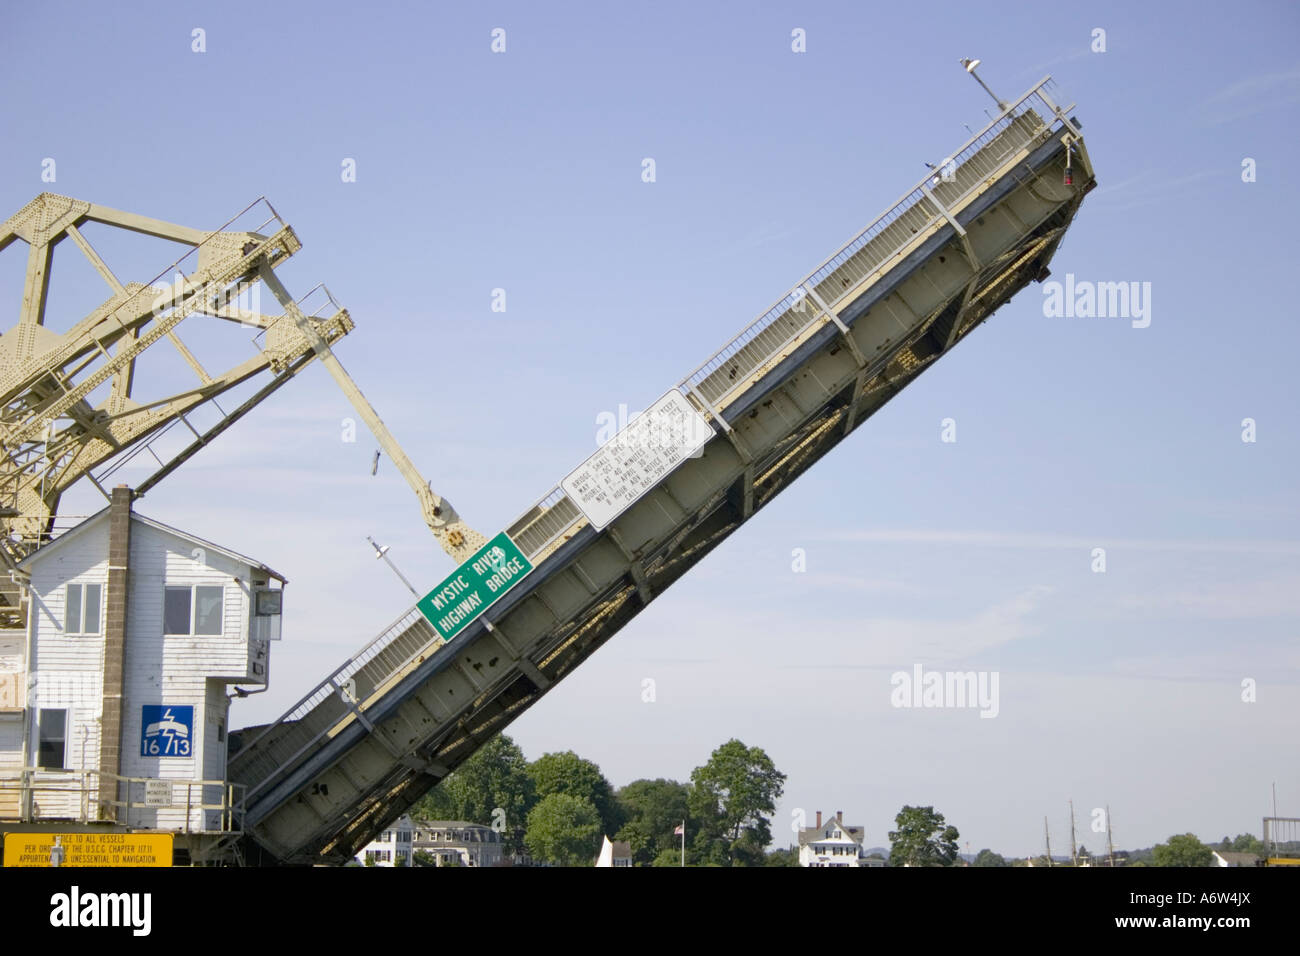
[[561, 390, 714, 531]]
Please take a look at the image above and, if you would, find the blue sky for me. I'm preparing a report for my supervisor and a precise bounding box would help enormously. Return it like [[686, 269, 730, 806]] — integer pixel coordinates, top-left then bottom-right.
[[3, 1, 1298, 857]]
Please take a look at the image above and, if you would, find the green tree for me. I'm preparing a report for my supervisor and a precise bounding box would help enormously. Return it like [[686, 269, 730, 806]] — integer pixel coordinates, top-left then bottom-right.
[[1230, 833, 1264, 855], [1152, 833, 1213, 867], [973, 848, 1008, 867], [529, 751, 622, 837], [765, 847, 799, 867], [888, 805, 960, 867], [688, 739, 786, 866], [525, 793, 603, 866], [615, 778, 690, 866], [412, 734, 535, 854], [1126, 846, 1155, 866], [415, 784, 455, 820], [651, 847, 684, 867]]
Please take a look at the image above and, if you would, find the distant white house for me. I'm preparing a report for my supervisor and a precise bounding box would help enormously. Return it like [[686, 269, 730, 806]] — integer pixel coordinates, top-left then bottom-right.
[[612, 840, 632, 867], [357, 813, 415, 866], [1213, 850, 1260, 867], [798, 810, 869, 867], [412, 819, 505, 867], [595, 836, 633, 867], [0, 487, 284, 834]]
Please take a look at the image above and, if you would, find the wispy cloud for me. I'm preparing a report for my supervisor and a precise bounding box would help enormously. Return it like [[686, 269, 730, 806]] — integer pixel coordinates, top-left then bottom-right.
[[1017, 49, 1091, 82], [785, 584, 1054, 667], [1116, 573, 1300, 619], [1199, 66, 1300, 124], [716, 220, 796, 259], [1087, 168, 1221, 213], [793, 572, 917, 595], [1111, 650, 1300, 684], [813, 528, 1300, 556]]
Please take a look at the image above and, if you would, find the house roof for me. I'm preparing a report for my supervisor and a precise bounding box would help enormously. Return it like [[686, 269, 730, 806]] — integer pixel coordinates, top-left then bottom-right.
[[412, 820, 495, 830], [1214, 850, 1260, 866], [19, 505, 287, 583], [411, 820, 500, 845], [611, 841, 631, 858], [798, 821, 865, 847]]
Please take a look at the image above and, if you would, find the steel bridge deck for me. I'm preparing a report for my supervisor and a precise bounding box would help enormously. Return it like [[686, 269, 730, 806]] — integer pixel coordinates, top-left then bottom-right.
[[227, 77, 1096, 865]]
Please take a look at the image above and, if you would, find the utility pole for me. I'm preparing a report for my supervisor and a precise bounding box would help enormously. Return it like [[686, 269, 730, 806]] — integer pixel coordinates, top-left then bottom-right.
[[1044, 816, 1053, 867], [959, 58, 1009, 111], [367, 537, 420, 598], [1069, 800, 1078, 867], [1106, 804, 1116, 868]]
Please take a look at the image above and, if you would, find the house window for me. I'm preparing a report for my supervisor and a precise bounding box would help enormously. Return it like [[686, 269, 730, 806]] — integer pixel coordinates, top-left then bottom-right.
[[64, 583, 102, 635], [37, 709, 67, 769], [164, 585, 224, 636]]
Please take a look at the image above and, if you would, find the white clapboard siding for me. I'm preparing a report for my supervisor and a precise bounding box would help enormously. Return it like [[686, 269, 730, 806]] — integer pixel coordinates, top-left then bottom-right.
[[120, 521, 254, 825], [0, 633, 24, 713], [28, 515, 109, 680], [0, 715, 20, 817], [203, 681, 229, 787], [11, 508, 279, 832], [0, 715, 22, 769], [25, 514, 110, 784], [0, 633, 23, 672]]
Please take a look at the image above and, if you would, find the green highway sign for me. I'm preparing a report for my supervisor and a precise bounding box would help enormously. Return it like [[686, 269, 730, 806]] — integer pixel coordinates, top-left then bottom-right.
[[416, 532, 533, 641]]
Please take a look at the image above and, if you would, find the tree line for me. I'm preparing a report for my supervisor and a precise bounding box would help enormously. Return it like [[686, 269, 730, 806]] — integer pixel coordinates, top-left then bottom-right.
[[969, 832, 1267, 867], [409, 738, 1263, 867], [411, 735, 787, 866]]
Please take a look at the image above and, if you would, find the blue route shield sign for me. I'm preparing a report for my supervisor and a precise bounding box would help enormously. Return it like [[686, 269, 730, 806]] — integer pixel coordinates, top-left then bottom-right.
[[140, 705, 194, 757]]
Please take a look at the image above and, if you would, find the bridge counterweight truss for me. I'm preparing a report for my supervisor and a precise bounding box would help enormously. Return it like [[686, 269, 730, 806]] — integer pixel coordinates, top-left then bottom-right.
[[0, 194, 353, 610]]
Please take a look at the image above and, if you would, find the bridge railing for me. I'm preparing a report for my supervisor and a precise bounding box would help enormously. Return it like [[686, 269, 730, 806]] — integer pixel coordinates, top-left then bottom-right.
[[229, 605, 436, 803], [231, 76, 1074, 810], [508, 77, 1070, 552], [0, 767, 244, 833]]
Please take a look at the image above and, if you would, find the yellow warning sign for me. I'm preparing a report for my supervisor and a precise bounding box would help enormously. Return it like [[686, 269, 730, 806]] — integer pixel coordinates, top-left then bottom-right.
[[3, 831, 173, 867]]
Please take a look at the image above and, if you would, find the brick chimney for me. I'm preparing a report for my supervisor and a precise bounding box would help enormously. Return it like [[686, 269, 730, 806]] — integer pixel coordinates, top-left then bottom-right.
[[98, 484, 132, 820], [837, 810, 843, 823], [815, 810, 822, 828]]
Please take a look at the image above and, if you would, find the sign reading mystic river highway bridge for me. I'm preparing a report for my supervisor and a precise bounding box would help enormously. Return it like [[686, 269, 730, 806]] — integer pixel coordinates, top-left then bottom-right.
[[416, 532, 533, 641], [561, 389, 714, 531]]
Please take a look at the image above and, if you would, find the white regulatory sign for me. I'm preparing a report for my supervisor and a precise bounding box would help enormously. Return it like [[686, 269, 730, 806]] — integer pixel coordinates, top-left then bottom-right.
[[144, 779, 173, 807], [561, 390, 714, 531]]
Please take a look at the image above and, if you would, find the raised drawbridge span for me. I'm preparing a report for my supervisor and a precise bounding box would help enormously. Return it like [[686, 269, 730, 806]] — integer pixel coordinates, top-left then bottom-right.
[[227, 76, 1096, 864]]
